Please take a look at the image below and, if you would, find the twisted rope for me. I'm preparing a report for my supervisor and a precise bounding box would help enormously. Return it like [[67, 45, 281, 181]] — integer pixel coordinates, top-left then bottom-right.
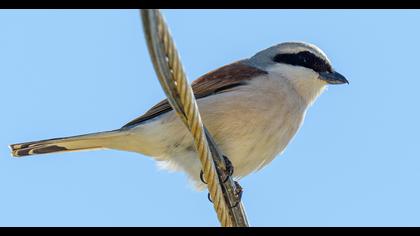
[[141, 9, 249, 227]]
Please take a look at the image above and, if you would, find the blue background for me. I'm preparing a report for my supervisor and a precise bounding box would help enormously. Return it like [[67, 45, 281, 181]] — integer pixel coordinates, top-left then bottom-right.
[[1, 10, 419, 226]]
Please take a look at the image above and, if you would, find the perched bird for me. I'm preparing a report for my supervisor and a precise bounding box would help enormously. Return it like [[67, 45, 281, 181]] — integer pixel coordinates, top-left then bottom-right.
[[10, 42, 348, 189]]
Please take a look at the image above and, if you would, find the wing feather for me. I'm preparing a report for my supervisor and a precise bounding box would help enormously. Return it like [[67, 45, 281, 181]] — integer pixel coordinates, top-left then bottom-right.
[[122, 61, 267, 128]]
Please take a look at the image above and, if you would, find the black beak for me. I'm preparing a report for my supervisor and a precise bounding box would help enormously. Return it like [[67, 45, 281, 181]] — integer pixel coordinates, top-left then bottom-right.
[[319, 71, 349, 85]]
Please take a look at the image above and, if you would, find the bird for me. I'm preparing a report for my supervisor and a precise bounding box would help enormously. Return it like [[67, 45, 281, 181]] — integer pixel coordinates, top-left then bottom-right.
[[9, 42, 348, 190]]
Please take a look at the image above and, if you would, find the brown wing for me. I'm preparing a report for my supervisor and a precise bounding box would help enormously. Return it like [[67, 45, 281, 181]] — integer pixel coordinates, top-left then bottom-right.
[[122, 61, 268, 128]]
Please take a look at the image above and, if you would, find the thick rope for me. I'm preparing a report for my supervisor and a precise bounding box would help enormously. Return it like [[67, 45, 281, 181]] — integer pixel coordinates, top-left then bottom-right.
[[141, 9, 237, 227]]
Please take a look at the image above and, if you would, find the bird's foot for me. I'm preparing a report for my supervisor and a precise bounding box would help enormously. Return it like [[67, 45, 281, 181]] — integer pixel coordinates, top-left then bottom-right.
[[199, 155, 234, 185], [206, 181, 243, 208], [201, 155, 237, 205], [229, 181, 243, 208]]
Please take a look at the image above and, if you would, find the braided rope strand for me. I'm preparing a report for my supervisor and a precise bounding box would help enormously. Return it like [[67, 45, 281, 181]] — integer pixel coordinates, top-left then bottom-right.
[[142, 9, 233, 227]]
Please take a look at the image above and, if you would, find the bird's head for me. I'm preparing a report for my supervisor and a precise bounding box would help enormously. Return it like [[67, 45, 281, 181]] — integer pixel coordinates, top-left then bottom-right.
[[244, 41, 348, 104]]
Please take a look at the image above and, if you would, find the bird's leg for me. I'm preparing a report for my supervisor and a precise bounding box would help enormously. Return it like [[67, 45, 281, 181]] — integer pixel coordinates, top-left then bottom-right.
[[229, 181, 243, 208], [221, 155, 234, 183]]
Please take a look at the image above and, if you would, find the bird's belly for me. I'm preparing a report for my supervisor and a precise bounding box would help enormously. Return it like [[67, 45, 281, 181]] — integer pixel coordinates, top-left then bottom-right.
[[221, 117, 302, 178], [207, 105, 305, 179], [130, 79, 307, 188], [198, 82, 306, 178]]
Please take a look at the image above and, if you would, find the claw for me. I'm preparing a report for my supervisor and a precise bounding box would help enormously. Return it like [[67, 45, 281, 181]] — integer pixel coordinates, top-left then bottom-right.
[[200, 170, 207, 184], [207, 192, 213, 203]]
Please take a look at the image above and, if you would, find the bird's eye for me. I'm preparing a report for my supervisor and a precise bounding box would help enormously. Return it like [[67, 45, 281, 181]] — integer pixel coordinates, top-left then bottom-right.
[[273, 51, 332, 73]]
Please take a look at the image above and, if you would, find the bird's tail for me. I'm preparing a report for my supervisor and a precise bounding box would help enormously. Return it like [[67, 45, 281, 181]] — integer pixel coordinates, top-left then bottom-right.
[[10, 130, 126, 157]]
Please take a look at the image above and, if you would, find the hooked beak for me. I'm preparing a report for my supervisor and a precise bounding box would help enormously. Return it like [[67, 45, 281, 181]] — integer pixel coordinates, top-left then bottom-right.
[[319, 71, 349, 85]]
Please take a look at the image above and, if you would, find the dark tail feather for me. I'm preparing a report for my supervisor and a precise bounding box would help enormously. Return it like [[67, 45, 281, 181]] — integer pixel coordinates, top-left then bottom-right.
[[10, 130, 124, 157]]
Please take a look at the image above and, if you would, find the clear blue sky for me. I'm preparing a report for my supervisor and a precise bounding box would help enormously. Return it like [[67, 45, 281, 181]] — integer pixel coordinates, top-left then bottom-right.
[[1, 9, 420, 226]]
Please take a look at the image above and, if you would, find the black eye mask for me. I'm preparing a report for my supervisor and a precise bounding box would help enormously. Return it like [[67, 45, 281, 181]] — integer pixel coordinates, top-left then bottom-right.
[[273, 51, 332, 73]]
